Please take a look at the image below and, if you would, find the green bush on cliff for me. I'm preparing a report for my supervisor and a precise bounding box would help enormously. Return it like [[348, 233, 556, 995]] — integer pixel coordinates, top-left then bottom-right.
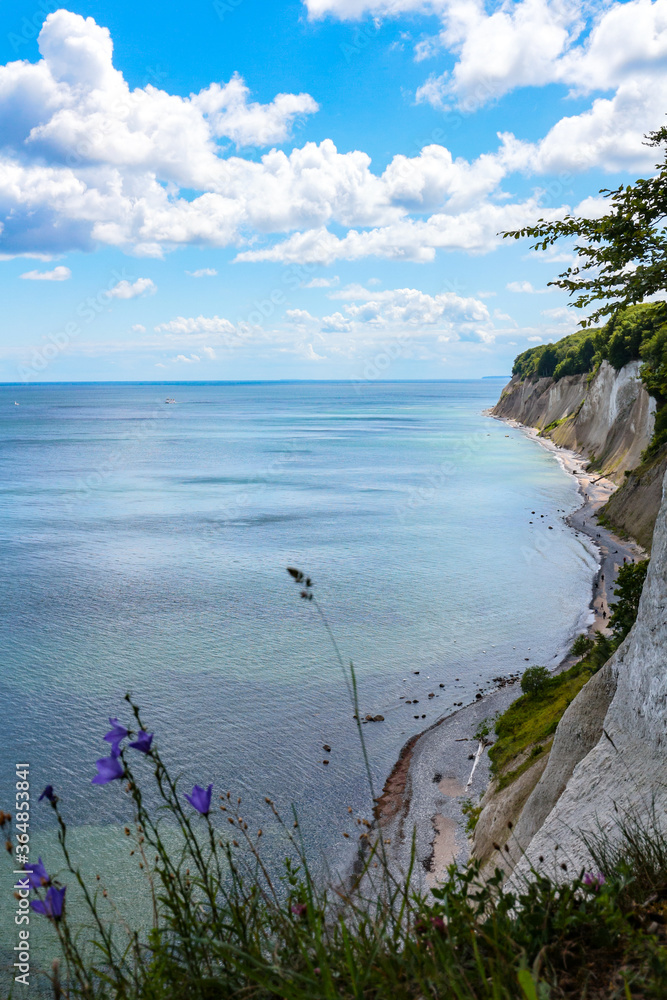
[[553, 334, 597, 379], [520, 665, 552, 696], [536, 344, 558, 378], [490, 657, 596, 787], [461, 796, 483, 835], [491, 634, 615, 790], [571, 633, 594, 657], [605, 304, 664, 369], [609, 559, 650, 641], [640, 323, 667, 404]]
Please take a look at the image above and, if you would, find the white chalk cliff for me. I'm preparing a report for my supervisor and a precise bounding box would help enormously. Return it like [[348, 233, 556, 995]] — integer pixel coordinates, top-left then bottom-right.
[[493, 361, 655, 482], [511, 468, 667, 881]]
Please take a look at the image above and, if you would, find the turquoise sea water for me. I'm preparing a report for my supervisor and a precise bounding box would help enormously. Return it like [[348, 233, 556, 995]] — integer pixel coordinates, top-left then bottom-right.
[[0, 381, 597, 965]]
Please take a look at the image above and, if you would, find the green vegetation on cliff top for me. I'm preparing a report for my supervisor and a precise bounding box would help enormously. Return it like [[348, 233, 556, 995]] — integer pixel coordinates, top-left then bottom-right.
[[511, 301, 666, 384], [489, 560, 648, 792], [489, 633, 613, 790], [505, 126, 667, 457], [509, 301, 667, 457], [504, 126, 667, 327]]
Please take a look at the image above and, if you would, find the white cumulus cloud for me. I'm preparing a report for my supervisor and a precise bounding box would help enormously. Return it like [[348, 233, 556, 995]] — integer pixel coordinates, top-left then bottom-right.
[[107, 277, 156, 299], [235, 198, 569, 264], [296, 283, 498, 355], [506, 280, 551, 293], [302, 276, 340, 287], [305, 0, 667, 179], [307, 0, 667, 109], [20, 265, 71, 281], [155, 314, 237, 336], [192, 73, 318, 146], [0, 4, 663, 268]]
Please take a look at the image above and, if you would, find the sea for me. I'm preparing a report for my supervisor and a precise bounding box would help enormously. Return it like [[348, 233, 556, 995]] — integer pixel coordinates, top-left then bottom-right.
[[0, 380, 598, 971]]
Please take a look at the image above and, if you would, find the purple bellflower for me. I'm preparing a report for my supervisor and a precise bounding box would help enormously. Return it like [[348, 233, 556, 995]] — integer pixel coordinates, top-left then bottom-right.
[[31, 885, 66, 920], [38, 785, 55, 803], [129, 731, 153, 754], [24, 858, 51, 890], [184, 783, 213, 816], [583, 871, 605, 890], [92, 752, 124, 785], [104, 718, 129, 754]]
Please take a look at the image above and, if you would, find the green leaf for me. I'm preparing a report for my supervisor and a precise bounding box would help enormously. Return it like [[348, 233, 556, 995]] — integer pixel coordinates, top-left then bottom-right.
[[518, 968, 539, 1000]]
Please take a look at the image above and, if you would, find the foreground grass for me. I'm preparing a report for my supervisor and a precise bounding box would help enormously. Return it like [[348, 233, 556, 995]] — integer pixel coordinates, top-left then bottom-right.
[[7, 787, 667, 1000], [138, 859, 667, 1000], [7, 683, 667, 1000], [7, 571, 663, 1000]]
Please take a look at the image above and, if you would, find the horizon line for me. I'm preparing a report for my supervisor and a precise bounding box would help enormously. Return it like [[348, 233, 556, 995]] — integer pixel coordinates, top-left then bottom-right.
[[1, 376, 511, 386]]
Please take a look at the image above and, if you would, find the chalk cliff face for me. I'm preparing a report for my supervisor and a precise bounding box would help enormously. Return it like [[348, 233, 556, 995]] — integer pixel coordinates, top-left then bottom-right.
[[602, 446, 667, 551], [510, 469, 667, 881], [492, 361, 655, 482]]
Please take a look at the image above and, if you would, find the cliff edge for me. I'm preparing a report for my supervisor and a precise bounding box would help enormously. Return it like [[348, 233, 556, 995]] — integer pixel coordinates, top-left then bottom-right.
[[602, 443, 667, 551], [492, 360, 664, 549], [509, 466, 667, 882], [469, 353, 663, 876], [492, 360, 655, 483]]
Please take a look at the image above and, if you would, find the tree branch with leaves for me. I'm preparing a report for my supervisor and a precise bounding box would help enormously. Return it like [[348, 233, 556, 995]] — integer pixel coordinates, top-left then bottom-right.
[[504, 127, 667, 327]]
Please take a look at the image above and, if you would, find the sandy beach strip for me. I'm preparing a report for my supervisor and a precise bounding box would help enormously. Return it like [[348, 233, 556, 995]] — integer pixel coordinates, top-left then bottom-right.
[[373, 416, 646, 892]]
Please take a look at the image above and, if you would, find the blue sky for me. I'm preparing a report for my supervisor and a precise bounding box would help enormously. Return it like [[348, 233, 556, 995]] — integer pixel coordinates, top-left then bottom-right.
[[0, 0, 665, 381]]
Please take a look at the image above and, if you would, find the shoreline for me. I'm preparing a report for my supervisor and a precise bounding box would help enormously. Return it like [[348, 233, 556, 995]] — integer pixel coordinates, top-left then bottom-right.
[[372, 413, 647, 891], [504, 417, 646, 636]]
